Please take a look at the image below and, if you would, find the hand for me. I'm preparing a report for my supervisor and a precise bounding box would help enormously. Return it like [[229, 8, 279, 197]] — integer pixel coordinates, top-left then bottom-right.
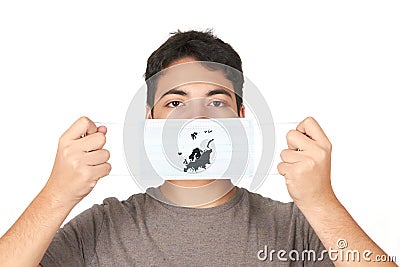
[[277, 117, 335, 209], [45, 116, 111, 205]]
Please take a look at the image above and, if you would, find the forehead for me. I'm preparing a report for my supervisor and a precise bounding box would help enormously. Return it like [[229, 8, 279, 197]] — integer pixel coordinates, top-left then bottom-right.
[[154, 61, 235, 100]]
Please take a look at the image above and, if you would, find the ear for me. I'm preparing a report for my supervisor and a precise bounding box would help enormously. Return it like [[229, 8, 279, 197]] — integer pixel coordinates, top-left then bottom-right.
[[239, 104, 245, 118], [146, 105, 153, 119]]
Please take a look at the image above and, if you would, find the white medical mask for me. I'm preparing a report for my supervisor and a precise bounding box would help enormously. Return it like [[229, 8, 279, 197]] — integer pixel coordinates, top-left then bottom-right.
[[141, 118, 255, 183]]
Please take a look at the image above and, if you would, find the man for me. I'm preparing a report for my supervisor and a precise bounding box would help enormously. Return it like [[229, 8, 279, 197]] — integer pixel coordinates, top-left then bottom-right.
[[0, 30, 396, 266]]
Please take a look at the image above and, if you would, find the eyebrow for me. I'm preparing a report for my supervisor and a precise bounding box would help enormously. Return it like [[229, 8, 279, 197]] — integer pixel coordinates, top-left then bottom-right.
[[159, 89, 188, 100], [206, 88, 233, 99], [159, 87, 233, 101]]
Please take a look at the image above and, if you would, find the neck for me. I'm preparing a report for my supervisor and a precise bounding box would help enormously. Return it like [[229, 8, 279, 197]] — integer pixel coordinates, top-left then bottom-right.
[[160, 179, 237, 208]]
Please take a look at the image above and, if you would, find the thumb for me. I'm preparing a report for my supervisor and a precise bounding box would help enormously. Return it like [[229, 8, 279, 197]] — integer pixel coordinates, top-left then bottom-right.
[[97, 125, 107, 135]]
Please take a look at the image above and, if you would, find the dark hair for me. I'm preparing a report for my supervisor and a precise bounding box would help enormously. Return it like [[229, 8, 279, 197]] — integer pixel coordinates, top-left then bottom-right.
[[145, 29, 244, 116]]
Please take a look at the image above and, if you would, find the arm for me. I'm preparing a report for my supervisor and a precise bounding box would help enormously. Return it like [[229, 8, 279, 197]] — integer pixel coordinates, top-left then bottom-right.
[[0, 187, 75, 267], [278, 117, 397, 267], [0, 116, 111, 267]]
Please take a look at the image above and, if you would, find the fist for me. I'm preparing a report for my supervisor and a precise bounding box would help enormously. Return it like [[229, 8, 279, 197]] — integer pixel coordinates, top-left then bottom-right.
[[45, 116, 111, 205], [277, 117, 335, 208]]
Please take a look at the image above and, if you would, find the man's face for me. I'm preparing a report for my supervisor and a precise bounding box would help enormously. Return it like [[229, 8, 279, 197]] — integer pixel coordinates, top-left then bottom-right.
[[147, 57, 245, 119]]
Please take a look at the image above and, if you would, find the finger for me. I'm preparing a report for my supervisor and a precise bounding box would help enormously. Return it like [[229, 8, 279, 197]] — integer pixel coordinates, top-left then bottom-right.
[[90, 162, 112, 180], [286, 129, 312, 151], [277, 162, 293, 176], [296, 117, 329, 144], [84, 149, 110, 166], [97, 125, 107, 135], [63, 116, 98, 140], [280, 149, 304, 163], [78, 132, 106, 152]]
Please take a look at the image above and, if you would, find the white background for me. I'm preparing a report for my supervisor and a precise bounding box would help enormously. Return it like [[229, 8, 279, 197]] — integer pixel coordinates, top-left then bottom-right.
[[0, 0, 399, 261]]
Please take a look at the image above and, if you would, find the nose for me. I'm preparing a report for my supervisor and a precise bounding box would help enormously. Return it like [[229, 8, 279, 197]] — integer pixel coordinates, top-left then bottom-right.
[[186, 103, 209, 119], [174, 106, 210, 119]]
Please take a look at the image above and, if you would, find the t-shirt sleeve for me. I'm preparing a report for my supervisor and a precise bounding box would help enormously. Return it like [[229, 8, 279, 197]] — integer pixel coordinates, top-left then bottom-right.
[[40, 203, 105, 267]]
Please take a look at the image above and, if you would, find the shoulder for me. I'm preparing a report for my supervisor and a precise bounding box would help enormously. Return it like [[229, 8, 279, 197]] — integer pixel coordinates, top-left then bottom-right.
[[241, 188, 306, 225], [62, 192, 150, 229], [61, 192, 153, 240], [101, 192, 148, 207], [242, 188, 321, 243], [97, 192, 150, 218], [243, 188, 295, 212], [64, 193, 147, 227]]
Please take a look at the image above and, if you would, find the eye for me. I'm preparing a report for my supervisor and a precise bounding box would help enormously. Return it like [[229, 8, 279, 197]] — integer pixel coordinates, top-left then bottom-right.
[[208, 100, 226, 107], [166, 100, 184, 108]]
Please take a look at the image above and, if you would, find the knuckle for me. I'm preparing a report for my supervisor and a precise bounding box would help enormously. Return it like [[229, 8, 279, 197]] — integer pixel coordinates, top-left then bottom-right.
[[304, 116, 315, 128], [293, 167, 303, 176], [103, 149, 111, 160], [81, 168, 92, 179], [277, 162, 283, 170], [286, 129, 297, 141], [98, 163, 111, 178], [316, 147, 328, 161], [58, 135, 70, 148], [61, 145, 73, 158], [58, 135, 65, 145], [277, 162, 287, 175], [106, 163, 112, 173], [326, 141, 332, 151], [305, 116, 315, 123], [305, 158, 316, 169], [97, 133, 106, 146], [88, 180, 97, 188], [71, 158, 81, 169], [307, 116, 315, 121], [103, 163, 112, 175], [279, 150, 285, 160], [277, 164, 284, 175], [79, 116, 90, 125]]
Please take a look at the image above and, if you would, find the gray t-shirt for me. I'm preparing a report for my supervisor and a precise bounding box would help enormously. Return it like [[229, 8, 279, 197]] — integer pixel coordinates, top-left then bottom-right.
[[40, 187, 333, 266]]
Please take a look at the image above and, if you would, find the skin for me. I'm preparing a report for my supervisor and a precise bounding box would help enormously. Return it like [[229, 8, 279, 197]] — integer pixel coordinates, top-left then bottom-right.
[[278, 117, 396, 266], [0, 57, 396, 266], [0, 117, 111, 267]]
